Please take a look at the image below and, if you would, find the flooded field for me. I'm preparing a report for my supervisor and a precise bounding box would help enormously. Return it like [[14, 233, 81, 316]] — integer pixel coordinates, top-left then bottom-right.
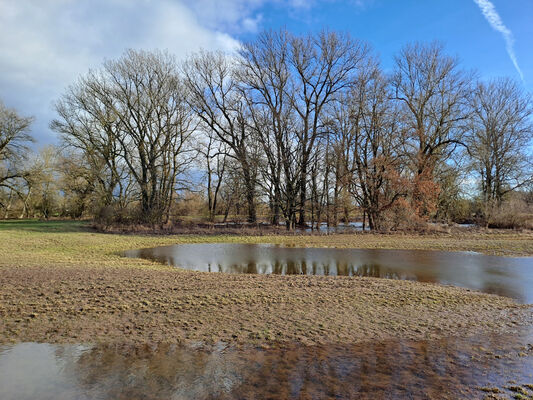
[[1, 330, 533, 400], [125, 244, 533, 303]]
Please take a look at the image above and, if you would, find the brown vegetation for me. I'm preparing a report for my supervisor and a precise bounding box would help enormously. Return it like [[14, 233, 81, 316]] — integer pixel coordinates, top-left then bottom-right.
[[1, 32, 532, 232], [2, 265, 532, 346]]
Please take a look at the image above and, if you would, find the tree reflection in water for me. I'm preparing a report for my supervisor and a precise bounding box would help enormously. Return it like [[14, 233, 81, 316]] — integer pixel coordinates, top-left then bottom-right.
[[2, 330, 533, 399], [125, 244, 533, 302]]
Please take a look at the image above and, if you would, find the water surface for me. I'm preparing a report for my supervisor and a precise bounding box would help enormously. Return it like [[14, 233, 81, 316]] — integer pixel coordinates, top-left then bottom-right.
[[1, 331, 532, 400], [125, 244, 533, 303]]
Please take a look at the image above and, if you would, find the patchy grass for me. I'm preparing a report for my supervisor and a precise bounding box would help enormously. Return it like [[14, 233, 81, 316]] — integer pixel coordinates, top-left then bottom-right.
[[2, 220, 532, 269], [0, 220, 532, 346]]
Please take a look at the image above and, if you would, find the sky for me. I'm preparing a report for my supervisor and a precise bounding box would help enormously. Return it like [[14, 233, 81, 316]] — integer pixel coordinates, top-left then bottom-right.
[[1, 0, 532, 146]]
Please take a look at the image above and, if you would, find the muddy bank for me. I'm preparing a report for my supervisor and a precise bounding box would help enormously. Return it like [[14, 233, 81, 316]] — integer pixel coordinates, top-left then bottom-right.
[[93, 227, 533, 257], [1, 265, 531, 346]]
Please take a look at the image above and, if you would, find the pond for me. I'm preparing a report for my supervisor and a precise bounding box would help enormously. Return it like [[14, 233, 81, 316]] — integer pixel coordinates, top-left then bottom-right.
[[125, 244, 533, 303], [1, 330, 533, 400]]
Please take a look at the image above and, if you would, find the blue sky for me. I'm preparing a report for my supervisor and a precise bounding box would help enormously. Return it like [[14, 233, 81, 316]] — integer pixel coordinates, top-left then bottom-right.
[[253, 0, 532, 80], [0, 0, 531, 145]]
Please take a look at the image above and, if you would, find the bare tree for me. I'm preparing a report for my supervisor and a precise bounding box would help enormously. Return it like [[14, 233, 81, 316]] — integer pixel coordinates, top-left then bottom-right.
[[290, 31, 370, 226], [41, 34, 532, 230], [183, 50, 259, 223], [53, 50, 196, 224], [0, 101, 34, 192], [238, 30, 301, 229], [27, 146, 60, 219], [51, 76, 128, 211], [238, 30, 369, 228], [56, 151, 103, 219], [391, 42, 471, 217], [332, 62, 407, 230], [0, 101, 34, 215], [467, 78, 533, 219], [197, 129, 228, 222]]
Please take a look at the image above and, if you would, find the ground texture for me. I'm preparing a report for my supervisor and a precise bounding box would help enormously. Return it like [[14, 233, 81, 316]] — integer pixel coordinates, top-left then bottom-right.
[[0, 220, 532, 346]]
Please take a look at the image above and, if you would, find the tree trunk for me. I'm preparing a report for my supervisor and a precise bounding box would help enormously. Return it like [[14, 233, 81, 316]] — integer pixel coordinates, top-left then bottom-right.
[[298, 165, 307, 226]]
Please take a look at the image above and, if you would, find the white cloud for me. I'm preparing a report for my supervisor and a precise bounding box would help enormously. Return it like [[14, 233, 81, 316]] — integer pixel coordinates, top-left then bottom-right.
[[0, 0, 241, 144], [0, 0, 373, 145], [473, 0, 524, 82], [242, 15, 264, 34], [182, 0, 267, 33], [181, 0, 342, 31]]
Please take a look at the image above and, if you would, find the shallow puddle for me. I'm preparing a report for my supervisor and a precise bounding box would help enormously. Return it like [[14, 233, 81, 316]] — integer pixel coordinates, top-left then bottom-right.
[[1, 330, 533, 400], [125, 244, 533, 303]]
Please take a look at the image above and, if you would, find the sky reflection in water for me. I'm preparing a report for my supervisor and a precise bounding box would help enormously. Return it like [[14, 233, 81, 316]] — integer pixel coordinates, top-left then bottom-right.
[[125, 244, 533, 303], [1, 330, 533, 400]]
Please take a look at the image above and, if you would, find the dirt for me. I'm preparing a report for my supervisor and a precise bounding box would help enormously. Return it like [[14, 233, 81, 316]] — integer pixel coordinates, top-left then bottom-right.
[[1, 220, 532, 347], [1, 265, 531, 346]]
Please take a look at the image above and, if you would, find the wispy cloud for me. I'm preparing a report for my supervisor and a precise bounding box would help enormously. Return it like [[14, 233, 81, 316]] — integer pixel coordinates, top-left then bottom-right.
[[473, 0, 524, 81]]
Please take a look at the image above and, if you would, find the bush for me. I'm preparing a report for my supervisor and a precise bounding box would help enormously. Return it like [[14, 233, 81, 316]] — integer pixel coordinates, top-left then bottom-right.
[[484, 195, 533, 230], [489, 212, 533, 230]]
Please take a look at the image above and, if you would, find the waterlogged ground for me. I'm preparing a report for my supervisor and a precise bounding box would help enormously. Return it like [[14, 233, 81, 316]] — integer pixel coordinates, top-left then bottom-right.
[[4, 264, 532, 345], [1, 221, 533, 398], [1, 331, 533, 400], [1, 221, 532, 345]]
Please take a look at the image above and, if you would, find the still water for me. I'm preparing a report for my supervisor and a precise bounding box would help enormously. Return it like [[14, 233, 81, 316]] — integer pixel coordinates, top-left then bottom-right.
[[125, 244, 533, 303], [1, 331, 533, 400]]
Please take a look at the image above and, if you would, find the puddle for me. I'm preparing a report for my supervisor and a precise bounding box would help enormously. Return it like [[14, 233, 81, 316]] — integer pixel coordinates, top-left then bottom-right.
[[125, 244, 533, 303], [1, 330, 533, 399]]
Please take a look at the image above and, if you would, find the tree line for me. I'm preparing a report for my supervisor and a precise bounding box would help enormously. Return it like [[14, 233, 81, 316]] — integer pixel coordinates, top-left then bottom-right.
[[1, 30, 532, 230]]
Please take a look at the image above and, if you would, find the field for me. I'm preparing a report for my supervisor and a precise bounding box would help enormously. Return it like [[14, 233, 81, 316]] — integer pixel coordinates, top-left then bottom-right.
[[1, 220, 532, 346]]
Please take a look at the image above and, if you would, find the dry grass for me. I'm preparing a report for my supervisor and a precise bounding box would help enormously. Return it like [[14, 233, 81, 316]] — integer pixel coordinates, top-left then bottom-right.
[[1, 220, 532, 346]]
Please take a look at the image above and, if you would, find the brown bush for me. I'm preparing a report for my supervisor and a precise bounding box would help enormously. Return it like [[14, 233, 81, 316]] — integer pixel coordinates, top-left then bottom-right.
[[487, 197, 533, 230]]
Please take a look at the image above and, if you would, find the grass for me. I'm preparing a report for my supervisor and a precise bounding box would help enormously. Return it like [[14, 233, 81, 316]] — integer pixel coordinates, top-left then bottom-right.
[[1, 220, 532, 272], [0, 219, 532, 346]]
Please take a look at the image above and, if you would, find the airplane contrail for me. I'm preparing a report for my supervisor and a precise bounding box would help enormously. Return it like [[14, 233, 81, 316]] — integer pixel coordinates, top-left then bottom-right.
[[473, 0, 524, 82]]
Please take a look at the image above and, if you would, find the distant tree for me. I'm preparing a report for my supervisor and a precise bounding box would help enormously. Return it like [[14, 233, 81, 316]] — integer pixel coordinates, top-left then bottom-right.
[[197, 128, 228, 222], [56, 151, 98, 218], [51, 77, 128, 212], [289, 31, 369, 226], [467, 78, 533, 225], [0, 101, 34, 215], [238, 29, 300, 229], [433, 161, 465, 223], [53, 50, 196, 224], [44, 33, 533, 231], [468, 78, 533, 205], [391, 42, 472, 218], [218, 160, 250, 223], [331, 61, 407, 230], [183, 50, 259, 223], [26, 146, 60, 219], [238, 29, 369, 228]]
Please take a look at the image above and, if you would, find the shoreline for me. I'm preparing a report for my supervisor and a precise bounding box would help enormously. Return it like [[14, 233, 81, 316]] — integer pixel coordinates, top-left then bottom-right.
[[1, 220, 532, 347]]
